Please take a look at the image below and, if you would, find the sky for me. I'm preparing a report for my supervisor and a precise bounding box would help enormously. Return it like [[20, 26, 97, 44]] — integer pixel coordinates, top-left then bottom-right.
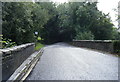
[[51, 0, 120, 28], [97, 0, 120, 28]]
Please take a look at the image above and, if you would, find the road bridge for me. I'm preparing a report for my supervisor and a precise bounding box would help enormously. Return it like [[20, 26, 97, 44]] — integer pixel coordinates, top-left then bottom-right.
[[26, 43, 118, 80]]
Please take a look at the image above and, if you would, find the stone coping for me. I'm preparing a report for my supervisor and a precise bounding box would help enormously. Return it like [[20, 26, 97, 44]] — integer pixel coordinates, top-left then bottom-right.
[[0, 43, 35, 55], [73, 40, 114, 43]]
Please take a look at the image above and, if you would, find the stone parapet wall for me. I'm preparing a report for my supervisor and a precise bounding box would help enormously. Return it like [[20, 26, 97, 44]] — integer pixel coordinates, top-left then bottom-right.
[[70, 40, 114, 53], [0, 43, 35, 81]]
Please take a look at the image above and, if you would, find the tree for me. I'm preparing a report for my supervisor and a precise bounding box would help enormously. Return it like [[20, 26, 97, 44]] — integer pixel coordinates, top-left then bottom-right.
[[67, 2, 114, 40], [2, 2, 117, 45], [2, 2, 35, 44]]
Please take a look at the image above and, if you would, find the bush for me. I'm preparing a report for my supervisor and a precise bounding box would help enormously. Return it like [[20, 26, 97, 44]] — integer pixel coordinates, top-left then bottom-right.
[[113, 40, 120, 53], [75, 31, 94, 40], [0, 37, 16, 48]]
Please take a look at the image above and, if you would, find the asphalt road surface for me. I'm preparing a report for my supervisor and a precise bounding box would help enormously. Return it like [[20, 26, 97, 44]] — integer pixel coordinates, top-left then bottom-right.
[[26, 43, 118, 80]]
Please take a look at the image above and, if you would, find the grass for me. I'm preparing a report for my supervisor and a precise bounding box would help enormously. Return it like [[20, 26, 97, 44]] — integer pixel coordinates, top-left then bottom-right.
[[35, 42, 44, 51]]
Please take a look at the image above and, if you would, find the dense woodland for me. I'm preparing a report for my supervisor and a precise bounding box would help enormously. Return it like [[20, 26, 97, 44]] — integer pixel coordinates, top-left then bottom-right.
[[2, 2, 120, 47]]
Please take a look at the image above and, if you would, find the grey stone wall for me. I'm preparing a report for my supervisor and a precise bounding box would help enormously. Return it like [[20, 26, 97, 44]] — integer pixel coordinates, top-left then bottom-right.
[[70, 40, 114, 53], [0, 43, 35, 81]]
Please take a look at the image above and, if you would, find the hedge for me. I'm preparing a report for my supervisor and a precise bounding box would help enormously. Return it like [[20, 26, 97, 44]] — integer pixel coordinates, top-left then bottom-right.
[[113, 40, 120, 54]]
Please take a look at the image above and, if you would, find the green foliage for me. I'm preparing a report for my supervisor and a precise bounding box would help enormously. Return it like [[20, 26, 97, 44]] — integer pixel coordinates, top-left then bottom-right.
[[2, 2, 119, 45], [37, 37, 42, 41], [2, 2, 58, 45], [1, 38, 16, 48], [35, 42, 44, 50], [55, 2, 116, 41], [2, 2, 35, 45], [75, 31, 94, 40], [113, 40, 120, 53], [112, 28, 120, 40], [72, 2, 114, 40]]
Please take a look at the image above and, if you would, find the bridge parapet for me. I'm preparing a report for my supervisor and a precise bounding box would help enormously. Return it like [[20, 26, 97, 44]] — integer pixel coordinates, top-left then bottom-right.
[[70, 40, 114, 53], [0, 43, 35, 81]]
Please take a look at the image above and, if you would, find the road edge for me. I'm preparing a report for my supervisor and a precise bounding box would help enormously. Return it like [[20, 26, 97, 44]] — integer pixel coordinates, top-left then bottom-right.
[[7, 48, 44, 82]]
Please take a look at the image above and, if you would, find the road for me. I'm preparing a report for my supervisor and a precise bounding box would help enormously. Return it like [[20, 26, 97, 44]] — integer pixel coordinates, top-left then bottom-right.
[[26, 43, 118, 80]]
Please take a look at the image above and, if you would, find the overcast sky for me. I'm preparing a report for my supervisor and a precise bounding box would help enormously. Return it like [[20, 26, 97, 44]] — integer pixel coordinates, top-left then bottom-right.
[[51, 0, 120, 28], [97, 0, 119, 28]]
